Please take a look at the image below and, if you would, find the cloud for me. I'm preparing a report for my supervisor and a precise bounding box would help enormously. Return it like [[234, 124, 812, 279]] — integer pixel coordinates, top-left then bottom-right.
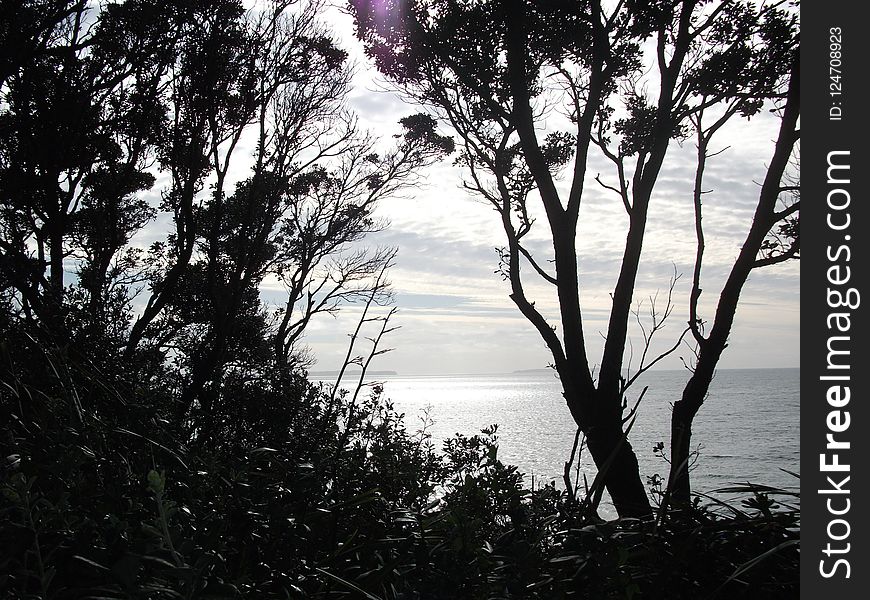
[[299, 94, 800, 374], [124, 6, 799, 377]]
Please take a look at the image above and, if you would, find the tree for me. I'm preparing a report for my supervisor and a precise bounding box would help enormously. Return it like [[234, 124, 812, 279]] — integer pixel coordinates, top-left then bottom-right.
[[0, 0, 452, 439], [172, 113, 452, 428], [350, 0, 797, 517], [0, 0, 176, 332], [667, 54, 799, 508]]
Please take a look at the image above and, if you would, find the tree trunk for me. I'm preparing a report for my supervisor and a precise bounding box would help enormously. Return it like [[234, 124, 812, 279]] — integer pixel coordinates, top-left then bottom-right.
[[667, 380, 706, 506], [41, 214, 67, 334], [125, 173, 199, 355], [561, 381, 652, 518], [668, 59, 799, 507], [586, 420, 652, 518]]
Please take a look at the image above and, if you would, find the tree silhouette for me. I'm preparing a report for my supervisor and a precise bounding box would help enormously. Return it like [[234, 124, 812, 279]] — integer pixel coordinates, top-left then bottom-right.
[[351, 0, 797, 517], [667, 55, 799, 508], [0, 3, 804, 595], [1, 0, 174, 331], [0, 0, 451, 438]]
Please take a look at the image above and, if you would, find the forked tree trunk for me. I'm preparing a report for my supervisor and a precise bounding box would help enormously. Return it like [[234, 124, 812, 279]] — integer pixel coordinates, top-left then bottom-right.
[[501, 0, 656, 519], [585, 419, 652, 518], [560, 375, 652, 518], [667, 58, 800, 507]]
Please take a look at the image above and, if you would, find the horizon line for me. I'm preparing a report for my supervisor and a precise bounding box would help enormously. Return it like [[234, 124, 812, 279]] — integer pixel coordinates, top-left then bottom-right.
[[310, 365, 800, 380]]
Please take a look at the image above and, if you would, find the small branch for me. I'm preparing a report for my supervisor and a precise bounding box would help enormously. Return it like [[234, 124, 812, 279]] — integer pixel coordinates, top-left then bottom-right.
[[624, 267, 683, 389], [563, 427, 585, 501], [518, 244, 558, 285], [773, 200, 800, 221], [753, 241, 800, 268], [350, 307, 399, 408], [331, 259, 394, 401]]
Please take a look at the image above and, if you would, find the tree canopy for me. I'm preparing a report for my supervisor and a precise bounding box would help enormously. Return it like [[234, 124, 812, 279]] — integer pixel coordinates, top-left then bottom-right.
[[0, 1, 801, 597], [350, 0, 799, 517], [0, 0, 453, 430]]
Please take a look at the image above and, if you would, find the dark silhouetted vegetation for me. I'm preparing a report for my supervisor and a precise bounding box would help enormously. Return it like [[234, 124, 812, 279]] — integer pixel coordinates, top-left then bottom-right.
[[1, 324, 798, 598], [2, 0, 798, 597], [349, 0, 799, 517]]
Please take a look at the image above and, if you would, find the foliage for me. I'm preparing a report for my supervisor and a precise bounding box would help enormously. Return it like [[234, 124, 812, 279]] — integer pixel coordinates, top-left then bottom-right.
[[0, 0, 452, 428], [349, 0, 800, 517], [1, 2, 798, 598], [0, 326, 798, 598]]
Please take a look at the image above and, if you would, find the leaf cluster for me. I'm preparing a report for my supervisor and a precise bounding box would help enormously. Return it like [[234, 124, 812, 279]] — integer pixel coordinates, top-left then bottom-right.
[[1, 323, 798, 599]]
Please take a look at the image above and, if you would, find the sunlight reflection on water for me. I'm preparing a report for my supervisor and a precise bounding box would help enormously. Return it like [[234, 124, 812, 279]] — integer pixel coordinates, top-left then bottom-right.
[[355, 368, 800, 517]]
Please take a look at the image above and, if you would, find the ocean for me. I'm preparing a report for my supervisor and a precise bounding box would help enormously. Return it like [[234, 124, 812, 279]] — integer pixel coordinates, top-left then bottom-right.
[[335, 368, 800, 516]]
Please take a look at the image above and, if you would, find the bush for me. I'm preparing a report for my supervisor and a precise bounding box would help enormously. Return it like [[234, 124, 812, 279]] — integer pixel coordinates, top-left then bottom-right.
[[1, 325, 798, 599]]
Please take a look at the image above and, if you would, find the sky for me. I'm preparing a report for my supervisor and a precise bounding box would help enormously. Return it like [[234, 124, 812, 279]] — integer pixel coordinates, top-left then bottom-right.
[[289, 7, 801, 376], [133, 4, 800, 377]]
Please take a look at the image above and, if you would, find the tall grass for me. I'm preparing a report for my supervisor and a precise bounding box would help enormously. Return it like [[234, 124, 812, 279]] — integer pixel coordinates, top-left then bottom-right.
[[1, 328, 798, 598]]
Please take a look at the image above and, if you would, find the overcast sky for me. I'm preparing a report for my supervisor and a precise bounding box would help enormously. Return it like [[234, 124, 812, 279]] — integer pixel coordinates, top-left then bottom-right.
[[129, 6, 799, 377], [286, 8, 800, 376]]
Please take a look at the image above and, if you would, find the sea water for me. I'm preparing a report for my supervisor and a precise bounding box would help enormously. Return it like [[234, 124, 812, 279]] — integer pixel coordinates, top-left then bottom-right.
[[346, 368, 800, 515]]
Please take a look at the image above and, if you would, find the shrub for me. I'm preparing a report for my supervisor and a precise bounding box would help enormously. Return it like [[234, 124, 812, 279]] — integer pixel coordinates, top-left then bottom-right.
[[1, 324, 798, 599]]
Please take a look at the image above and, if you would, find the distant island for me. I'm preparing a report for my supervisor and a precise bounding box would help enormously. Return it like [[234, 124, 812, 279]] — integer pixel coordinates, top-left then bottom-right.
[[309, 370, 398, 378], [512, 368, 553, 374]]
